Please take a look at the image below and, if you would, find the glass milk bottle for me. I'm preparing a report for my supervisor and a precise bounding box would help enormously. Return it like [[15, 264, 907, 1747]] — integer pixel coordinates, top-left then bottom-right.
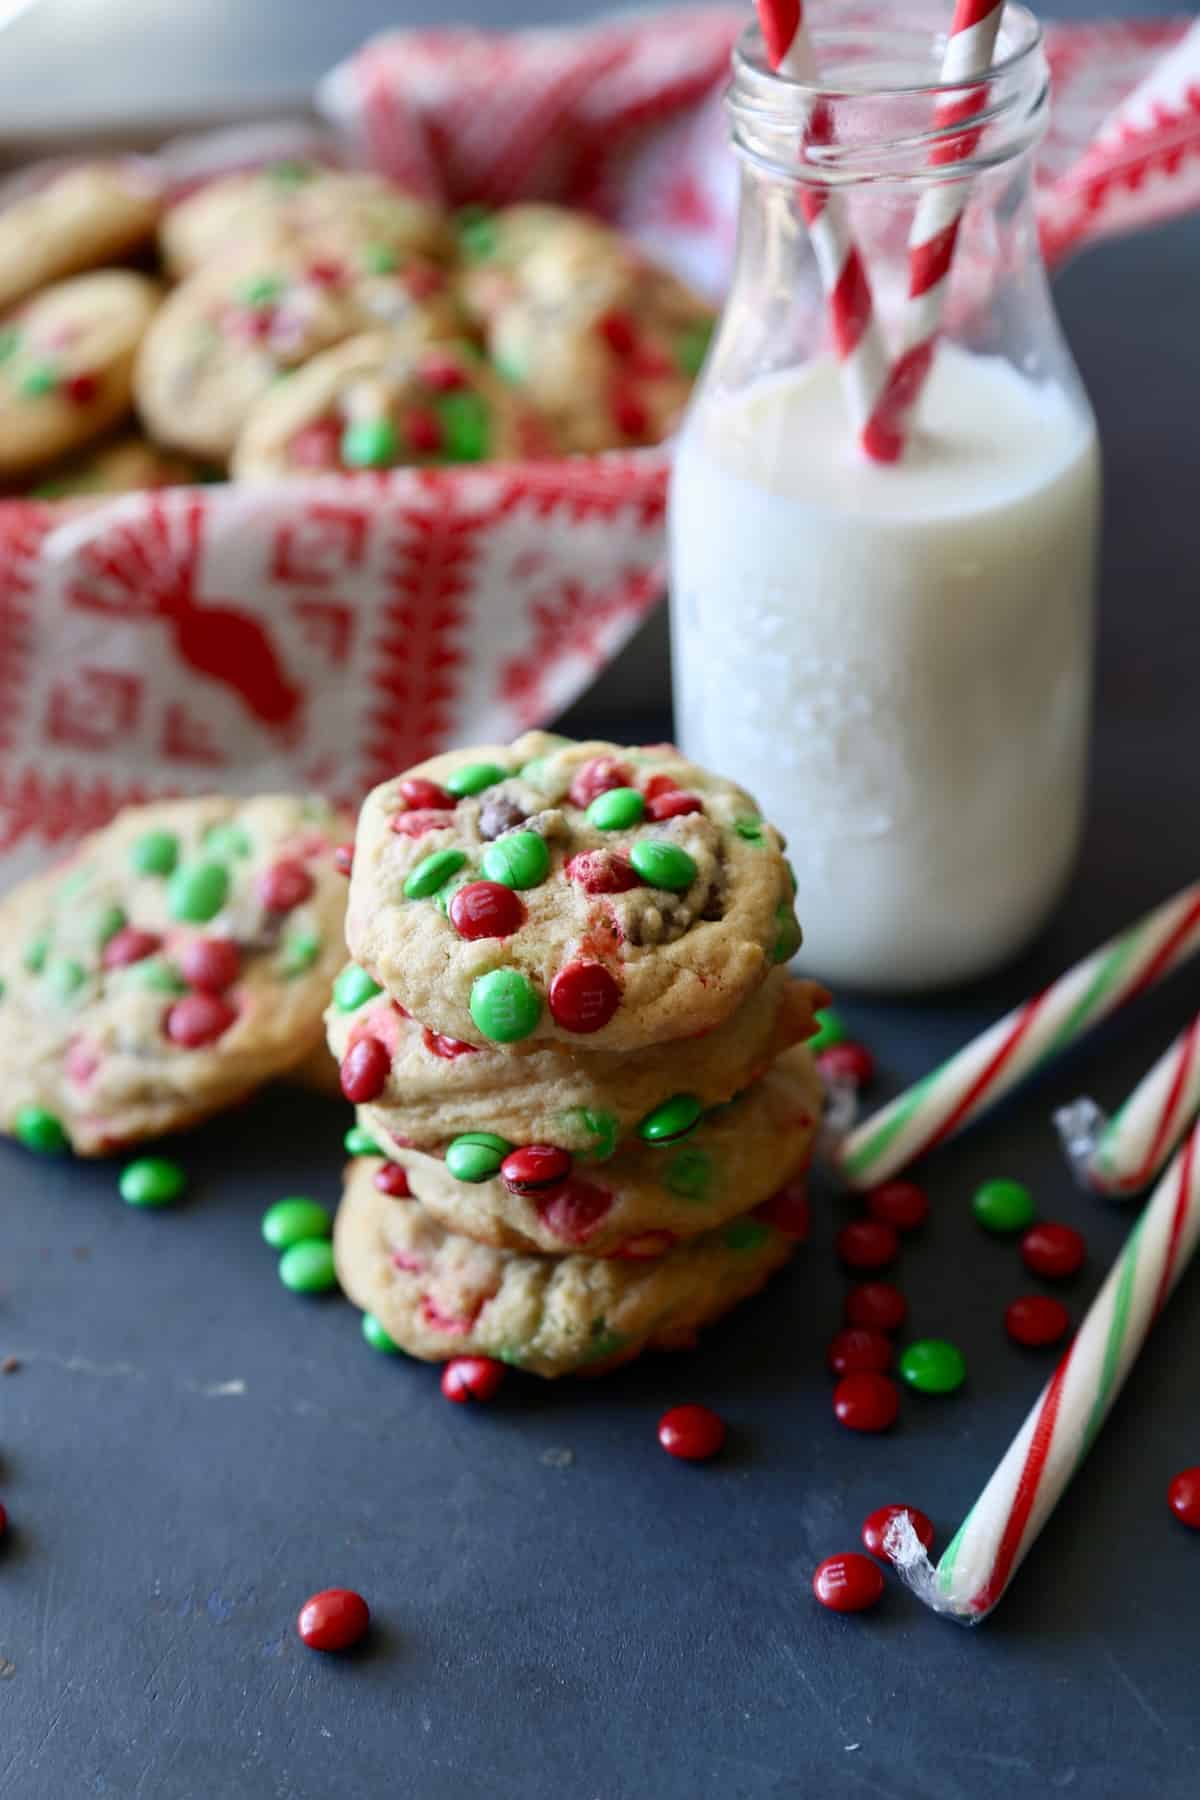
[[670, 2, 1101, 991]]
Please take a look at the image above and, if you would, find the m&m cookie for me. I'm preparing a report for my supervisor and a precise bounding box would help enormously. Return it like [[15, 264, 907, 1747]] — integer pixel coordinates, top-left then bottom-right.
[[0, 162, 161, 312]]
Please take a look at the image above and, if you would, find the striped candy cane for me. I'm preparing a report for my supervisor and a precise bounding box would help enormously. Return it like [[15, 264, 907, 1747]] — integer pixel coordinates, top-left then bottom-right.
[[888, 1118, 1200, 1620], [1057, 1010, 1200, 1196], [838, 882, 1200, 1191], [864, 0, 1007, 454], [755, 0, 895, 461]]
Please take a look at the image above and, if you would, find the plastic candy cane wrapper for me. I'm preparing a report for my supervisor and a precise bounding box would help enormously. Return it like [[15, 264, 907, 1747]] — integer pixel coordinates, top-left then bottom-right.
[[887, 1119, 1200, 1622], [1056, 1010, 1200, 1197], [2, 12, 1199, 886]]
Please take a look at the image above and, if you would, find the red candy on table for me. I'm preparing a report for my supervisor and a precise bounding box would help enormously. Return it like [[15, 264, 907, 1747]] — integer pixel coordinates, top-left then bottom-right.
[[441, 1356, 505, 1404], [812, 1553, 884, 1614], [297, 1587, 370, 1653], [165, 993, 237, 1048], [1167, 1468, 1200, 1530], [646, 790, 703, 821], [568, 757, 632, 809], [448, 880, 526, 941], [866, 1181, 929, 1234], [658, 1403, 726, 1462], [333, 843, 354, 878], [861, 1504, 935, 1563], [816, 1042, 877, 1089], [400, 777, 455, 812], [500, 1144, 572, 1198], [340, 1036, 390, 1103], [102, 926, 161, 969], [844, 1282, 908, 1333], [549, 961, 620, 1033], [836, 1218, 900, 1272], [373, 1163, 411, 1198], [564, 849, 640, 894], [754, 1179, 810, 1239], [258, 859, 314, 913], [833, 1371, 900, 1432], [1021, 1221, 1086, 1280], [1005, 1293, 1071, 1348], [827, 1328, 893, 1377], [179, 936, 240, 993]]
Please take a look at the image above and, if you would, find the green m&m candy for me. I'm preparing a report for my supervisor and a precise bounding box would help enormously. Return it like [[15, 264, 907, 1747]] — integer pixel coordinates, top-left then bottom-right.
[[587, 788, 645, 832], [898, 1339, 966, 1395], [630, 840, 697, 892], [447, 761, 507, 799], [281, 931, 321, 976], [278, 1239, 338, 1295], [639, 1093, 703, 1145], [469, 967, 542, 1043], [45, 957, 86, 1002], [481, 830, 549, 891], [362, 1311, 402, 1353], [14, 1105, 68, 1154], [131, 829, 179, 876], [573, 1107, 619, 1162], [723, 1217, 771, 1252], [437, 390, 490, 462], [119, 957, 187, 995], [168, 860, 229, 923], [21, 363, 57, 397], [361, 242, 398, 274], [23, 932, 50, 974], [446, 1131, 512, 1183], [90, 903, 127, 948], [334, 964, 383, 1011], [341, 417, 398, 469], [120, 1157, 186, 1208], [664, 1146, 714, 1200], [675, 318, 714, 378], [237, 272, 285, 307], [404, 848, 467, 899], [344, 1124, 380, 1157], [772, 903, 803, 965], [808, 1008, 845, 1053], [733, 816, 765, 844], [456, 204, 498, 260], [262, 1196, 332, 1249], [203, 821, 251, 859], [972, 1178, 1035, 1235]]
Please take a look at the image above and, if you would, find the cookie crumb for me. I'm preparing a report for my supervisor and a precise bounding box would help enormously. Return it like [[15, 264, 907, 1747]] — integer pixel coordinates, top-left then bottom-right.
[[539, 1446, 574, 1469]]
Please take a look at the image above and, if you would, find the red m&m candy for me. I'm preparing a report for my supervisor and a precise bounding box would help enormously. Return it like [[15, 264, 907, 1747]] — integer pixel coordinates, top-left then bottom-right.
[[836, 1219, 899, 1272], [861, 1505, 934, 1563], [833, 1371, 900, 1432], [1021, 1222, 1086, 1280], [373, 1163, 411, 1197], [391, 808, 455, 838], [657, 1403, 726, 1462], [564, 850, 639, 894], [289, 418, 343, 469], [297, 1587, 370, 1653], [816, 1042, 876, 1089], [1167, 1468, 1200, 1530], [258, 859, 314, 913], [646, 790, 703, 821], [812, 1553, 884, 1614], [422, 1028, 478, 1059], [441, 1356, 505, 1404], [549, 961, 620, 1033], [400, 777, 455, 812], [500, 1144, 572, 1198], [568, 757, 632, 809], [754, 1180, 810, 1239], [448, 880, 526, 940], [405, 407, 443, 454], [1005, 1293, 1070, 1347], [102, 926, 161, 969], [844, 1282, 908, 1333], [866, 1181, 929, 1234], [827, 1328, 892, 1377], [165, 993, 237, 1048], [333, 842, 354, 877], [340, 1036, 390, 1103], [179, 936, 240, 992]]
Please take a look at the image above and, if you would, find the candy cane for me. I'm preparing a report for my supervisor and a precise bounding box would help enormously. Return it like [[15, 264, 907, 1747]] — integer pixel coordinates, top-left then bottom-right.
[[754, 0, 895, 461], [864, 0, 1007, 454], [838, 882, 1200, 1191], [1056, 1010, 1200, 1197], [887, 1117, 1200, 1620]]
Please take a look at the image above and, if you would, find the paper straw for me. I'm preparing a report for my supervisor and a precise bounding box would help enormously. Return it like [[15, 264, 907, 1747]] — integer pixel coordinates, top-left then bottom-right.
[[888, 1118, 1200, 1621], [1056, 1010, 1200, 1197], [864, 0, 1007, 454], [838, 882, 1200, 1191], [754, 0, 895, 461]]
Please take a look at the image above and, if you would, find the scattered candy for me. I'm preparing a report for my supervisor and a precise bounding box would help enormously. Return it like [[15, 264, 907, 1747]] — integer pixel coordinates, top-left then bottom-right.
[[262, 1197, 332, 1250], [548, 961, 619, 1034], [657, 1403, 726, 1461], [833, 1371, 900, 1432], [480, 830, 549, 890], [861, 1505, 935, 1563], [1021, 1221, 1086, 1280], [1005, 1293, 1071, 1348], [446, 1131, 512, 1183], [973, 1178, 1036, 1234], [470, 968, 542, 1042], [334, 964, 382, 1011], [754, 1180, 811, 1239], [808, 1008, 846, 1053], [898, 1338, 966, 1395], [278, 1239, 338, 1294], [297, 1587, 370, 1653], [165, 993, 237, 1048], [441, 1356, 505, 1403], [448, 880, 525, 940], [866, 1181, 929, 1233], [404, 848, 467, 900], [1167, 1468, 1200, 1530], [638, 1094, 703, 1145], [179, 937, 240, 993], [827, 1328, 893, 1377], [362, 1311, 401, 1353], [500, 1145, 572, 1197], [14, 1105, 68, 1154], [340, 1036, 390, 1103], [844, 1282, 908, 1333], [119, 1157, 186, 1208], [373, 1163, 411, 1197], [629, 840, 697, 892], [446, 761, 507, 798], [812, 1553, 884, 1613], [835, 1219, 899, 1272], [817, 1042, 876, 1088]]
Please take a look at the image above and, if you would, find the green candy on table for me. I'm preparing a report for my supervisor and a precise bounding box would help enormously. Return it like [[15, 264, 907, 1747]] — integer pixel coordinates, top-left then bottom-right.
[[404, 848, 467, 900], [45, 957, 86, 1002], [344, 1124, 380, 1157], [280, 931, 321, 976], [586, 788, 645, 832], [972, 1178, 1035, 1234], [334, 964, 382, 1011], [469, 968, 542, 1043], [262, 1196, 332, 1250], [120, 1157, 186, 1208], [723, 1218, 771, 1252], [446, 1131, 512, 1184], [663, 1146, 714, 1200], [278, 1239, 338, 1295], [362, 1311, 402, 1354], [341, 417, 397, 469], [480, 830, 548, 890], [168, 860, 229, 924], [203, 821, 251, 859], [14, 1105, 68, 1154], [447, 761, 507, 799], [130, 829, 179, 876], [629, 840, 696, 891], [639, 1093, 703, 1145], [808, 1008, 845, 1053], [899, 1339, 966, 1395]]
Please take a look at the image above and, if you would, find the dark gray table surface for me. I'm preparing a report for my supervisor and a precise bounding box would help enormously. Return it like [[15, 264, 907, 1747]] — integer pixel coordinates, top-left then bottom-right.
[[3, 2, 1200, 1797]]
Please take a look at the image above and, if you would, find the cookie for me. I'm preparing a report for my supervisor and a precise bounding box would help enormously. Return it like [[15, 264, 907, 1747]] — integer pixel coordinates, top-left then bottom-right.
[[232, 332, 544, 480], [0, 270, 160, 478], [160, 164, 451, 279], [326, 963, 823, 1152], [0, 162, 161, 312], [29, 432, 206, 499], [0, 794, 350, 1156], [136, 247, 461, 461], [361, 1041, 822, 1256], [344, 732, 799, 1052], [456, 203, 623, 328], [334, 1157, 804, 1377]]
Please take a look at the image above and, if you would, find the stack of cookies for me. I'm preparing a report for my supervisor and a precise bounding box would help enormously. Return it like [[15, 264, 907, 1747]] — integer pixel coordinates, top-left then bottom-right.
[[328, 733, 825, 1379]]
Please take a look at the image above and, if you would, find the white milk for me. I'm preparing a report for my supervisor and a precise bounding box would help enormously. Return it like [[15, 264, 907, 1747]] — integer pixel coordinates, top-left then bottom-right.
[[669, 343, 1101, 990]]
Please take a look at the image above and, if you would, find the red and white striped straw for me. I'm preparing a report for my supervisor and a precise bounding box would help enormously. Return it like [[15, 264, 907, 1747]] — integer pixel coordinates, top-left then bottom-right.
[[865, 0, 1007, 452], [755, 0, 896, 462]]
